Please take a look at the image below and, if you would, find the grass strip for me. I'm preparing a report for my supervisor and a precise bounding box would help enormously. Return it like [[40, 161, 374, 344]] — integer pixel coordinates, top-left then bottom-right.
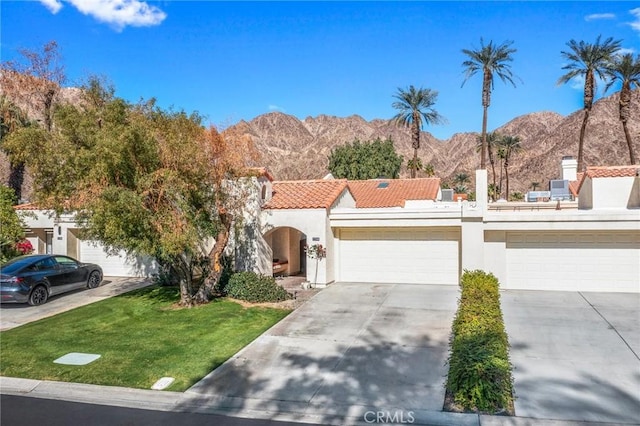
[[0, 286, 290, 391]]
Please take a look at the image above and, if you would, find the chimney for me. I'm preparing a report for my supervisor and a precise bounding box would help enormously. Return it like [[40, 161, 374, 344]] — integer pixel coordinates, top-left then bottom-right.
[[561, 156, 577, 181]]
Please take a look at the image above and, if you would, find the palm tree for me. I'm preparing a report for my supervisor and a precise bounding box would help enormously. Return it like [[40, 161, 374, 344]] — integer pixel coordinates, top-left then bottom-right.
[[604, 52, 640, 164], [530, 181, 541, 191], [392, 85, 445, 178], [454, 172, 470, 187], [0, 96, 31, 202], [476, 131, 501, 189], [407, 157, 423, 175], [558, 35, 622, 171], [499, 135, 523, 199], [462, 39, 518, 170], [423, 163, 435, 177]]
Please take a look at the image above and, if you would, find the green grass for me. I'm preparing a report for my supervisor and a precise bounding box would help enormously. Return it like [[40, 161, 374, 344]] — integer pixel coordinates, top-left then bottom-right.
[[0, 286, 290, 391]]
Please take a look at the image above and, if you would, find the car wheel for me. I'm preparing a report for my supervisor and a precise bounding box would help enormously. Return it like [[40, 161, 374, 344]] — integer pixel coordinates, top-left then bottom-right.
[[28, 286, 48, 306], [87, 271, 102, 289]]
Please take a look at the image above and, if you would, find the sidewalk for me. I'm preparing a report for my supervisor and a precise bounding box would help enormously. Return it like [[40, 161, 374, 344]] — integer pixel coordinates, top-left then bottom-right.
[[4, 376, 632, 426]]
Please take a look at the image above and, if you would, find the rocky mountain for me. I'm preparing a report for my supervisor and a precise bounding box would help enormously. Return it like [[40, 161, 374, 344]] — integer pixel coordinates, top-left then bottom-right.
[[234, 90, 639, 193]]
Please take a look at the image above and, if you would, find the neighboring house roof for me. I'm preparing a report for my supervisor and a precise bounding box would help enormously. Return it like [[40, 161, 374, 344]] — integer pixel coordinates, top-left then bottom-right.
[[246, 167, 275, 182], [13, 203, 39, 211], [348, 178, 441, 208], [577, 165, 640, 193], [263, 179, 349, 209], [569, 172, 584, 197]]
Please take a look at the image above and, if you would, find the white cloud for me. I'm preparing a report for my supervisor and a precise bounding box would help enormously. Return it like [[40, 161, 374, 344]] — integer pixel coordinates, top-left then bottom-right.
[[38, 0, 63, 14], [38, 0, 166, 30], [585, 13, 616, 21], [617, 47, 637, 56], [629, 8, 640, 33], [268, 104, 286, 113]]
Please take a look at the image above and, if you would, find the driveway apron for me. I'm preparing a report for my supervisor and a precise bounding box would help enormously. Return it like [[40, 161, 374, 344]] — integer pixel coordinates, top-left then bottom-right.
[[185, 282, 459, 421], [501, 290, 640, 424]]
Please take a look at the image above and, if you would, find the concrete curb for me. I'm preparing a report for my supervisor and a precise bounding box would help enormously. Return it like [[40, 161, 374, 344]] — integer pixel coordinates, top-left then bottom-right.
[[2, 377, 635, 426]]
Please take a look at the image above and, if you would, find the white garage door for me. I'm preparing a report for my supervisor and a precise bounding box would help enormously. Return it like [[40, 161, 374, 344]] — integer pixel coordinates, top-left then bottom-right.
[[338, 227, 460, 285], [79, 240, 131, 277], [506, 231, 640, 292]]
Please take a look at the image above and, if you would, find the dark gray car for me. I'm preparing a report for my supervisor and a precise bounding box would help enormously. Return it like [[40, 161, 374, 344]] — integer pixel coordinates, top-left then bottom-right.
[[0, 254, 103, 305]]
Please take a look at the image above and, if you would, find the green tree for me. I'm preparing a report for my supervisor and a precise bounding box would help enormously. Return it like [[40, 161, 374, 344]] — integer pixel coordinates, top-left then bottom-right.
[[604, 52, 640, 164], [0, 185, 26, 262], [454, 172, 471, 187], [0, 96, 32, 201], [423, 163, 435, 177], [530, 181, 540, 191], [462, 39, 518, 170], [558, 35, 622, 171], [498, 135, 523, 200], [328, 137, 403, 180], [4, 80, 255, 307], [407, 157, 423, 175], [391, 85, 445, 178]]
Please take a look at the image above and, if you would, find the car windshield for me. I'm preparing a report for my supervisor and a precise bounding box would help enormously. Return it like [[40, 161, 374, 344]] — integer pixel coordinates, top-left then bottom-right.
[[0, 257, 38, 274]]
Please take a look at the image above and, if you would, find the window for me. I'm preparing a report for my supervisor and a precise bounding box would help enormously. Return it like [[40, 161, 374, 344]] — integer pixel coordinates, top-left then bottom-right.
[[54, 256, 78, 269]]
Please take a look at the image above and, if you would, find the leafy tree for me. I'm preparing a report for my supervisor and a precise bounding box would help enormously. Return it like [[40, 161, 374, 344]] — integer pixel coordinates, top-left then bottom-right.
[[604, 52, 640, 164], [407, 157, 423, 175], [558, 35, 622, 171], [0, 96, 32, 201], [488, 183, 500, 201], [328, 137, 403, 180], [510, 191, 525, 202], [391, 86, 445, 178], [0, 185, 27, 262], [462, 39, 518, 170], [498, 135, 523, 199], [4, 79, 256, 307]]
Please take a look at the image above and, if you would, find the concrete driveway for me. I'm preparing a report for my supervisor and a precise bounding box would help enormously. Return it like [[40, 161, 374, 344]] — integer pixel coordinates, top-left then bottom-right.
[[0, 277, 153, 331], [184, 283, 461, 424], [501, 290, 640, 424]]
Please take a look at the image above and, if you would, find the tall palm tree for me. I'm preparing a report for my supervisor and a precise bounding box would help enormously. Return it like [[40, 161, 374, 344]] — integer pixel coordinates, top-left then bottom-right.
[[392, 85, 445, 178], [499, 135, 523, 200], [558, 35, 622, 171], [454, 172, 470, 187], [604, 53, 640, 164], [423, 163, 435, 177], [462, 39, 518, 170]]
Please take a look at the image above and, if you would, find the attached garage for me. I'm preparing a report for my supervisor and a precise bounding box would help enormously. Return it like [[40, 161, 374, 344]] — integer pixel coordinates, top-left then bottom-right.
[[505, 231, 640, 292], [78, 240, 157, 277], [337, 227, 460, 285]]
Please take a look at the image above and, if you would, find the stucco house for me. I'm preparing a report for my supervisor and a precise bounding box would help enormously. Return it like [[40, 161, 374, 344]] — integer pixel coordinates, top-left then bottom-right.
[[15, 162, 640, 293]]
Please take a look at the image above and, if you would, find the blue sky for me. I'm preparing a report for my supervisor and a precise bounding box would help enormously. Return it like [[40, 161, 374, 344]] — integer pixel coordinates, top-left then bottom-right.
[[1, 1, 639, 139]]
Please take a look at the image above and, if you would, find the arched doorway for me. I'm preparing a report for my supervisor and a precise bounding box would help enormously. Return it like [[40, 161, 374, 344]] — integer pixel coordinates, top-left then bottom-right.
[[263, 226, 307, 277]]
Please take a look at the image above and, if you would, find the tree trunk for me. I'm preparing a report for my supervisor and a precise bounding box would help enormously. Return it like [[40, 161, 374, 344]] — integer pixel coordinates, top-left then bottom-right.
[[499, 157, 504, 198], [480, 106, 488, 170], [488, 146, 497, 190], [191, 211, 233, 304], [411, 114, 420, 179], [577, 108, 590, 172], [8, 161, 24, 202], [622, 120, 637, 165], [504, 158, 510, 201], [480, 69, 491, 170]]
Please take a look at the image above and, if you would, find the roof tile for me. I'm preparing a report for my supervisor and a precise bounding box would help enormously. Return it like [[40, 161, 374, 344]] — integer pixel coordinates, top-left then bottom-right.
[[348, 178, 441, 208], [263, 180, 349, 209]]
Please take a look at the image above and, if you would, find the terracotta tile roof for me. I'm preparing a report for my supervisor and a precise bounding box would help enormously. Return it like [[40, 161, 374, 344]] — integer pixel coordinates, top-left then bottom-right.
[[246, 167, 275, 182], [569, 172, 584, 197], [577, 165, 640, 193], [584, 165, 639, 179], [263, 180, 349, 209], [13, 203, 40, 210], [348, 178, 441, 208]]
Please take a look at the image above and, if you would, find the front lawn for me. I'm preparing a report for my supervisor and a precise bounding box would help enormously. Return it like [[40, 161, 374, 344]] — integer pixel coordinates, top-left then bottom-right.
[[0, 286, 290, 391]]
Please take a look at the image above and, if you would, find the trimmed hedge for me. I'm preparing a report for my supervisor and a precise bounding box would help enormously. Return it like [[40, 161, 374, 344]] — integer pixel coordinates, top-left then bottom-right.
[[225, 271, 291, 303], [446, 270, 514, 413]]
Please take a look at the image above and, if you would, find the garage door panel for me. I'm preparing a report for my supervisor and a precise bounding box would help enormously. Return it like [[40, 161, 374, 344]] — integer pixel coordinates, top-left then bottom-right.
[[339, 228, 459, 285], [506, 232, 640, 292]]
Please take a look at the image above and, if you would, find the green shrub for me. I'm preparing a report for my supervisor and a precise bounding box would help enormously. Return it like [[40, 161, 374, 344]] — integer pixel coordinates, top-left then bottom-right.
[[225, 271, 291, 303], [446, 270, 514, 413]]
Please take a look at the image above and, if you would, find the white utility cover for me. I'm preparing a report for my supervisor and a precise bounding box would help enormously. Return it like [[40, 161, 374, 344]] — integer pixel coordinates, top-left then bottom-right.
[[506, 231, 640, 292], [338, 227, 460, 285]]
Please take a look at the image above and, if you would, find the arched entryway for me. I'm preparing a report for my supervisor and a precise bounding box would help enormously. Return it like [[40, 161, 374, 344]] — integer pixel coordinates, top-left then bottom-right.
[[263, 226, 307, 277]]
